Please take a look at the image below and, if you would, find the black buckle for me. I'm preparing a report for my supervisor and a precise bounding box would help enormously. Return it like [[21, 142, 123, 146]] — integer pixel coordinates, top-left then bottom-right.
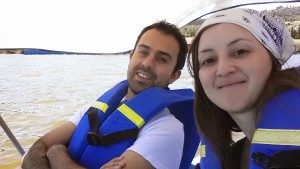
[[252, 152, 270, 168], [87, 132, 109, 147]]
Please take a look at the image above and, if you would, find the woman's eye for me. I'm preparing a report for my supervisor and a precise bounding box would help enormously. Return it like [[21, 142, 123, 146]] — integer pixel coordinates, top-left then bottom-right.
[[234, 49, 248, 56], [202, 58, 215, 65]]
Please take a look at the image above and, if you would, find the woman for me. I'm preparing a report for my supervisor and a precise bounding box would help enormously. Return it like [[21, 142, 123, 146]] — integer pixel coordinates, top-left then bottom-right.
[[188, 8, 300, 169]]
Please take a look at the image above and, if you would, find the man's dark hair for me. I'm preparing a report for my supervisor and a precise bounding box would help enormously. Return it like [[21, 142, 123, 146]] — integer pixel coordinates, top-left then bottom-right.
[[132, 20, 188, 72]]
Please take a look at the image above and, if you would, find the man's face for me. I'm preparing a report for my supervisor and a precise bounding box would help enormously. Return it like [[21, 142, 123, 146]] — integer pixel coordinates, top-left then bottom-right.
[[127, 29, 181, 100]]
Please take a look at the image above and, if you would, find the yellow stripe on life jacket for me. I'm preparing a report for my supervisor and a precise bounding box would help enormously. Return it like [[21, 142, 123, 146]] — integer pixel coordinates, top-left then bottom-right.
[[91, 101, 109, 113], [252, 128, 300, 146], [118, 104, 145, 128], [199, 145, 206, 157]]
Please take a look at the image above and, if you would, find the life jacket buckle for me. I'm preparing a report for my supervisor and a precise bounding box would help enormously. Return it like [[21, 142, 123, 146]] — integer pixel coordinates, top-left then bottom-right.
[[251, 152, 270, 168], [87, 132, 109, 147]]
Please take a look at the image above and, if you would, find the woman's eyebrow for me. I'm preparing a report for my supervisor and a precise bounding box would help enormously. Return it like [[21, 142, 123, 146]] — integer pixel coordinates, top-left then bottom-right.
[[199, 48, 213, 54], [199, 38, 252, 53]]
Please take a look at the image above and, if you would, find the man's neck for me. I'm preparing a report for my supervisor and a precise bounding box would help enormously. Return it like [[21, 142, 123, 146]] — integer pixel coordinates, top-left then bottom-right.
[[126, 88, 135, 101]]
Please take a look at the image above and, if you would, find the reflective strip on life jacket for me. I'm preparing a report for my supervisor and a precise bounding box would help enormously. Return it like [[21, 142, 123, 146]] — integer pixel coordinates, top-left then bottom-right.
[[252, 128, 300, 146], [199, 144, 206, 157], [118, 104, 145, 128], [92, 101, 109, 113]]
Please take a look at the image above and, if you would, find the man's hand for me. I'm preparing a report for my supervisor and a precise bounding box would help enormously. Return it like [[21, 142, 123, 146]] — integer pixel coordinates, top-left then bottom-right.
[[21, 139, 51, 169], [47, 144, 86, 169], [22, 122, 77, 169], [100, 157, 126, 169], [113, 150, 155, 169]]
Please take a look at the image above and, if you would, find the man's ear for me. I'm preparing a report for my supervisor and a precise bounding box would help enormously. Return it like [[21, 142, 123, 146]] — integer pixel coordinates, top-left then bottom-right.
[[129, 50, 134, 59], [169, 70, 181, 84]]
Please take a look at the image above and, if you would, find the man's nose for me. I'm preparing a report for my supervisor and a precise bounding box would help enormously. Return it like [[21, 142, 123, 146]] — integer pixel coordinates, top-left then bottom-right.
[[142, 54, 156, 69]]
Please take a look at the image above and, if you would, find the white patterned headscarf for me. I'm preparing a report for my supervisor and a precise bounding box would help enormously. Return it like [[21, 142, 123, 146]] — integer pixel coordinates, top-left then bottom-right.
[[197, 8, 296, 65]]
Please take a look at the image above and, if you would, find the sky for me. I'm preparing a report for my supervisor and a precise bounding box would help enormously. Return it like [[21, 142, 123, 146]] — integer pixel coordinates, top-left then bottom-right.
[[0, 1, 300, 53]]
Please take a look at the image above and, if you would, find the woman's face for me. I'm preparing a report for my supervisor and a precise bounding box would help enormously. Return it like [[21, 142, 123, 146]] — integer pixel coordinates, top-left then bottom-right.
[[197, 23, 272, 115]]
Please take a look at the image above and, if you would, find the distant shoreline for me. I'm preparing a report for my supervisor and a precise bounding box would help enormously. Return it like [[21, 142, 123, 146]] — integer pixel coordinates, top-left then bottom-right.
[[0, 49, 23, 54], [0, 40, 299, 55]]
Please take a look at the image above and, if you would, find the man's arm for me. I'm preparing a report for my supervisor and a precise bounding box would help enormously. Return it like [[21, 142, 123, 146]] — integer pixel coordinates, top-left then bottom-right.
[[22, 121, 76, 169]]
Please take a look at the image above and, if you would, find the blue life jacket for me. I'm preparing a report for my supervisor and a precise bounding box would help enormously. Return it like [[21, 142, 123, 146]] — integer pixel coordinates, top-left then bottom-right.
[[198, 89, 300, 169], [68, 80, 199, 169]]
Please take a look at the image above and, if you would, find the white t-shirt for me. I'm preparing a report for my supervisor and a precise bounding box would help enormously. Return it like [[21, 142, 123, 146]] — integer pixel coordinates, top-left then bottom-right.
[[69, 106, 184, 169]]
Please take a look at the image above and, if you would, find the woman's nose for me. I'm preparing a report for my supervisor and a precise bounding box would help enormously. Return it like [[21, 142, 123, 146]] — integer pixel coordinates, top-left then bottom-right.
[[216, 57, 236, 76]]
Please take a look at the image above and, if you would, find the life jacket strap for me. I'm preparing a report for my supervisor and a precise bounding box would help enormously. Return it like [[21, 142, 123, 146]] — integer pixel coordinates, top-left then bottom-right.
[[87, 107, 99, 133], [87, 129, 139, 147], [86, 106, 139, 147], [251, 150, 300, 169]]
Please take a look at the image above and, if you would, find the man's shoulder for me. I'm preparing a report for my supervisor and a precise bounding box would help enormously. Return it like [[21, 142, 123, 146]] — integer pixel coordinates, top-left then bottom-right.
[[146, 108, 183, 127]]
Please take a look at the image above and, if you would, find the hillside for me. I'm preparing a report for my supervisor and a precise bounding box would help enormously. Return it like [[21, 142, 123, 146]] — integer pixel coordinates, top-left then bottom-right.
[[267, 6, 300, 22], [180, 5, 300, 38]]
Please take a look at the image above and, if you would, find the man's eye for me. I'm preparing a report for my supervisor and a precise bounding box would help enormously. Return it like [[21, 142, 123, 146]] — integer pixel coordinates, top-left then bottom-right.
[[138, 50, 148, 56], [159, 57, 168, 63]]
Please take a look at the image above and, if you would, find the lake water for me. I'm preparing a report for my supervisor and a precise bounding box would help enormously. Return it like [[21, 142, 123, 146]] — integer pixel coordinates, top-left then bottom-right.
[[0, 54, 299, 169]]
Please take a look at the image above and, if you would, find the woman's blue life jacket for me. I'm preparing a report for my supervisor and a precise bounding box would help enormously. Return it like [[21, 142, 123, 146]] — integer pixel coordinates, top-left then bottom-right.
[[198, 89, 300, 169], [68, 80, 200, 169]]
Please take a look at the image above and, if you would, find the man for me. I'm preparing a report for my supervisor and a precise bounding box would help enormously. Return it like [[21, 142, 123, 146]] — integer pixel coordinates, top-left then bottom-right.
[[22, 20, 196, 169]]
